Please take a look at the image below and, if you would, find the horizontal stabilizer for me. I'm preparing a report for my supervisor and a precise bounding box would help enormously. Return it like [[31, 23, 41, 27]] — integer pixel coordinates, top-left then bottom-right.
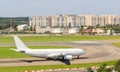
[[10, 48, 19, 52]]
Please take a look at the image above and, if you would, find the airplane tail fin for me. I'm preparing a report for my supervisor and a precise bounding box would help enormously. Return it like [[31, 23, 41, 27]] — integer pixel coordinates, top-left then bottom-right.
[[14, 35, 30, 51]]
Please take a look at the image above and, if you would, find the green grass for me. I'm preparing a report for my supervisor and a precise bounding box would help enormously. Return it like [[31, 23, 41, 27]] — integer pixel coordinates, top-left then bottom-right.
[[0, 46, 29, 58], [113, 42, 120, 48], [0, 36, 120, 72], [0, 46, 72, 58], [0, 36, 120, 43], [0, 44, 119, 72], [28, 46, 72, 49], [0, 60, 117, 72], [0, 36, 13, 43], [20, 36, 120, 42]]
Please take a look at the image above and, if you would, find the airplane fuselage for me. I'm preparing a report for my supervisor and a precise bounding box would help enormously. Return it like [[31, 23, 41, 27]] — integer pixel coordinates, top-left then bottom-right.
[[22, 49, 85, 58], [13, 35, 86, 60]]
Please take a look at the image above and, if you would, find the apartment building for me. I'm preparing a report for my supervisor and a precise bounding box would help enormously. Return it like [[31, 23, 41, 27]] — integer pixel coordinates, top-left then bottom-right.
[[29, 14, 120, 30], [99, 15, 120, 26], [51, 14, 66, 27], [65, 15, 78, 28], [78, 15, 98, 26], [51, 14, 78, 28], [29, 16, 50, 30]]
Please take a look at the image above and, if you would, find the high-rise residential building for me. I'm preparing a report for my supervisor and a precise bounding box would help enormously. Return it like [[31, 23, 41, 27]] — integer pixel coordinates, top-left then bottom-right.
[[29, 16, 50, 30], [77, 15, 85, 27], [99, 15, 120, 26], [116, 16, 120, 25], [79, 15, 98, 26], [65, 15, 78, 28], [29, 14, 120, 30], [49, 14, 79, 28], [51, 14, 66, 28]]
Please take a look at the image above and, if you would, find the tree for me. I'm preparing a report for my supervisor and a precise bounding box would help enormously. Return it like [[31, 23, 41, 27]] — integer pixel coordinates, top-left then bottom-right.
[[112, 24, 120, 33], [79, 25, 84, 35], [29, 26, 32, 31], [0, 26, 2, 30], [97, 64, 113, 72], [114, 60, 120, 71], [96, 24, 100, 28], [105, 24, 112, 29], [79, 27, 83, 33], [1, 20, 6, 30], [87, 26, 94, 29], [87, 68, 94, 72], [44, 31, 51, 34]]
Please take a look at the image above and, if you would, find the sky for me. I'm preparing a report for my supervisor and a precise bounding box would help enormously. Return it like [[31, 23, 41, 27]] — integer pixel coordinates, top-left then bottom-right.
[[0, 0, 120, 17]]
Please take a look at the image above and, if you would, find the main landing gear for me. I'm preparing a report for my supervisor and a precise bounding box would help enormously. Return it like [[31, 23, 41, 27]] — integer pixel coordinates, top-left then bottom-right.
[[77, 56, 80, 59]]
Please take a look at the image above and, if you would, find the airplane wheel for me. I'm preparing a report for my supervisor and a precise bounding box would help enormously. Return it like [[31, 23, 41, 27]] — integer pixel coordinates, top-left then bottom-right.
[[53, 58, 57, 61], [77, 56, 79, 59], [28, 60, 32, 63], [62, 56, 64, 60]]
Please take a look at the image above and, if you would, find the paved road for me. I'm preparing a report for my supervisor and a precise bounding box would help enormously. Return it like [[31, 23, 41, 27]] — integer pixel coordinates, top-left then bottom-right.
[[0, 40, 120, 67]]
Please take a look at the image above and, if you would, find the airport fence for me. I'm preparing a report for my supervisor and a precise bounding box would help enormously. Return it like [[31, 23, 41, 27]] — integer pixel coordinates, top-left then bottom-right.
[[24, 66, 117, 72], [24, 66, 96, 72]]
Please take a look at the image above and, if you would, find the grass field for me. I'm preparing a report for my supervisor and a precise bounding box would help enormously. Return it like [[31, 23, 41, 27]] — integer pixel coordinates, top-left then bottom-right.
[[0, 60, 117, 72], [0, 36, 120, 72], [0, 35, 120, 43], [1, 42, 119, 58], [0, 36, 14, 43], [0, 46, 72, 58], [113, 42, 120, 48], [0, 43, 120, 72]]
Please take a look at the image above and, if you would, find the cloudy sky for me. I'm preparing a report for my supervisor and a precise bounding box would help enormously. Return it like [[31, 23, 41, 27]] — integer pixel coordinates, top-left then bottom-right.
[[0, 0, 119, 17]]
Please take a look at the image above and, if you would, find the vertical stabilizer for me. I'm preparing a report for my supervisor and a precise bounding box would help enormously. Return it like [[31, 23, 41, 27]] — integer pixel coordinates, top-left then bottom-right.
[[14, 35, 29, 50]]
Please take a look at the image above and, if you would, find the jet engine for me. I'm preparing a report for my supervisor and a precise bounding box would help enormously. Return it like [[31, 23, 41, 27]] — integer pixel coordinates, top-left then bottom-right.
[[64, 55, 72, 60]]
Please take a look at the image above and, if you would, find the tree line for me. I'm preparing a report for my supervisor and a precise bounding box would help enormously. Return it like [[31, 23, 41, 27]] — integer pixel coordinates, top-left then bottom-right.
[[87, 60, 120, 72]]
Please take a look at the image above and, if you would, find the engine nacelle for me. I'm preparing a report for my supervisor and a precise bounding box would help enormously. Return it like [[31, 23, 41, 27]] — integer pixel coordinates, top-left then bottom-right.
[[64, 55, 72, 60]]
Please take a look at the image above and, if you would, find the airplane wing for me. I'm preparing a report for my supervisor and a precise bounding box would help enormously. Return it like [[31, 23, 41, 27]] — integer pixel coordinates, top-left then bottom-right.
[[47, 53, 71, 65], [47, 53, 63, 58], [47, 53, 72, 60]]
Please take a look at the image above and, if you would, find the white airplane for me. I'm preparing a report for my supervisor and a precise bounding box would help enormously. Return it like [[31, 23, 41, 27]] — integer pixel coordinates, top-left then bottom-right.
[[13, 35, 86, 61]]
